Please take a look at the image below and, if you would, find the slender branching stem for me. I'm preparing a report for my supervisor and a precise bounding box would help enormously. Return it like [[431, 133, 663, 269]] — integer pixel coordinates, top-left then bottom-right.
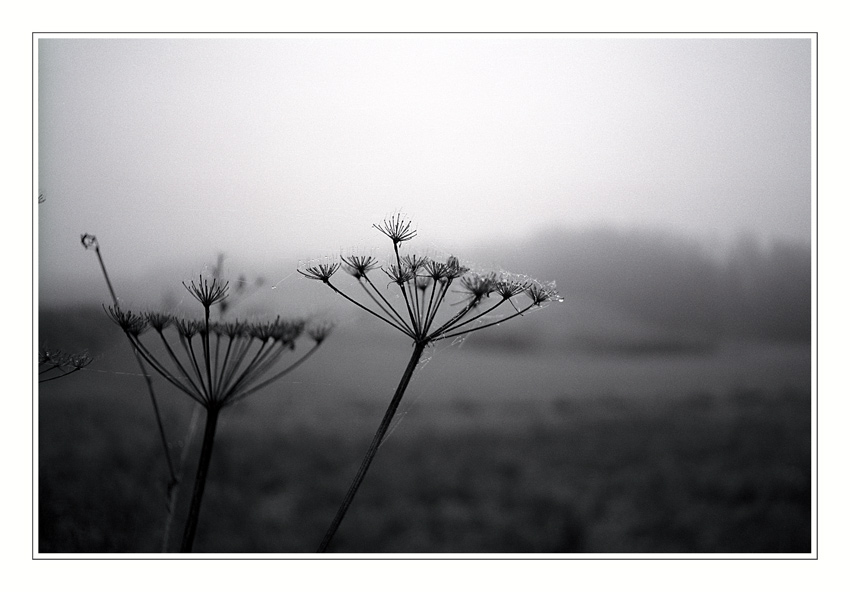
[[327, 280, 415, 338], [317, 341, 427, 552], [38, 368, 82, 382], [180, 405, 220, 552], [92, 244, 119, 306], [358, 279, 412, 334], [85, 238, 182, 551], [153, 330, 205, 399], [183, 335, 210, 401], [424, 279, 456, 334], [221, 340, 271, 398], [215, 336, 236, 396], [137, 348, 178, 481], [202, 307, 214, 399], [430, 297, 509, 339], [434, 303, 536, 341], [227, 342, 322, 404], [129, 334, 205, 403], [392, 243, 418, 334], [39, 364, 62, 375]]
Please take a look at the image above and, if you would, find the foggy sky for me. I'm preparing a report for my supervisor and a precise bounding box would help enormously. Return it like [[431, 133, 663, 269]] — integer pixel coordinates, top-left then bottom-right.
[[37, 34, 812, 304]]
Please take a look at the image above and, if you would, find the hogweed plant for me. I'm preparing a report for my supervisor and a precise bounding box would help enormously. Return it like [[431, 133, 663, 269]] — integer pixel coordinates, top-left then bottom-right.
[[86, 236, 331, 552], [38, 346, 92, 383], [301, 215, 561, 552], [82, 234, 180, 551]]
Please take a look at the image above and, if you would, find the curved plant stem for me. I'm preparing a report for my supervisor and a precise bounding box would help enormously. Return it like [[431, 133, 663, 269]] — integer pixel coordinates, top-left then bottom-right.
[[87, 239, 181, 548], [317, 341, 426, 552], [180, 405, 220, 552]]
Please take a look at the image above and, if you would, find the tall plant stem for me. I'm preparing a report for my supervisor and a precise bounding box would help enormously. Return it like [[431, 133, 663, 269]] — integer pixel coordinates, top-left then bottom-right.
[[180, 405, 220, 552], [88, 239, 180, 547], [161, 403, 202, 552], [317, 341, 426, 552]]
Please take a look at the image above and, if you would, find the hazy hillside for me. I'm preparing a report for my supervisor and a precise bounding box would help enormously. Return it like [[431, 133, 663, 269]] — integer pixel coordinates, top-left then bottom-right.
[[463, 227, 811, 352], [39, 226, 811, 356]]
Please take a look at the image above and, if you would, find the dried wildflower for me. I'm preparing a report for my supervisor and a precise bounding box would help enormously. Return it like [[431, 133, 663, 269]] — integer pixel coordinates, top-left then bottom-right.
[[104, 305, 148, 336], [341, 255, 380, 279], [382, 263, 416, 285], [100, 272, 329, 552], [401, 254, 428, 272], [307, 320, 335, 344], [39, 346, 93, 382], [298, 261, 340, 282], [183, 275, 230, 309], [174, 317, 201, 338], [443, 256, 469, 280], [527, 281, 562, 305], [305, 216, 560, 552], [145, 312, 173, 332], [373, 213, 417, 244], [460, 273, 497, 303], [495, 275, 530, 300]]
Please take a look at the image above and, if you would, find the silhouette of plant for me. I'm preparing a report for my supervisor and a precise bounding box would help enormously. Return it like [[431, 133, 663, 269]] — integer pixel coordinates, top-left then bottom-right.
[[38, 347, 92, 383], [301, 214, 560, 551], [100, 272, 329, 552]]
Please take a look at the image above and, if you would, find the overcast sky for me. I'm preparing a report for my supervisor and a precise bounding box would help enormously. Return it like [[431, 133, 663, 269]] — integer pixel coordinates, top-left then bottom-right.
[[37, 34, 812, 303]]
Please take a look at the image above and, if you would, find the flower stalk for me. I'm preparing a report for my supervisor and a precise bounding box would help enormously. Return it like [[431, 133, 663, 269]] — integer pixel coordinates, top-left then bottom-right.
[[303, 216, 560, 551], [82, 234, 179, 550], [89, 236, 330, 552]]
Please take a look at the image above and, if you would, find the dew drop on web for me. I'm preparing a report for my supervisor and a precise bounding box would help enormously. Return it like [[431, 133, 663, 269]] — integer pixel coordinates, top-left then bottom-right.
[[451, 334, 468, 348]]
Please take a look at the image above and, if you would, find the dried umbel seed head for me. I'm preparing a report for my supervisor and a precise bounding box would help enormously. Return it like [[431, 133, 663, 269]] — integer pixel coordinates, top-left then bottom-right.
[[401, 254, 428, 273], [340, 255, 380, 279], [183, 275, 230, 309], [301, 216, 559, 347], [39, 347, 93, 374], [218, 320, 247, 339], [383, 263, 416, 285], [298, 261, 341, 282], [145, 311, 174, 332], [444, 256, 469, 280], [174, 318, 202, 338], [527, 281, 562, 305], [104, 305, 148, 336], [495, 275, 530, 300], [373, 214, 417, 244], [307, 320, 335, 344], [460, 273, 498, 303]]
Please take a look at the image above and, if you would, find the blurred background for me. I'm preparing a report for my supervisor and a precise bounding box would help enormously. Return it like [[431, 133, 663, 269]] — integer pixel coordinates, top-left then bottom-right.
[[37, 34, 812, 553]]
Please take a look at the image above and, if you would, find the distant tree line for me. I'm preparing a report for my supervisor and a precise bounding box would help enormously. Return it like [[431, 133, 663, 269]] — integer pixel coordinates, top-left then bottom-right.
[[496, 228, 811, 343]]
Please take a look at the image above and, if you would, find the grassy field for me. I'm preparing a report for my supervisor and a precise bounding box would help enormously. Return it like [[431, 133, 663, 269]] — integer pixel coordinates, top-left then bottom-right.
[[37, 316, 811, 554]]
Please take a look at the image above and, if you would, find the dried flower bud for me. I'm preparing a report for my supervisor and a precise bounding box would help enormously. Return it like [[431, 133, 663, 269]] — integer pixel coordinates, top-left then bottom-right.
[[298, 262, 340, 282], [104, 305, 148, 336], [526, 281, 562, 305], [307, 320, 334, 344], [340, 255, 380, 279], [145, 312, 173, 332], [495, 275, 530, 300], [183, 275, 230, 308], [383, 263, 415, 285], [174, 318, 202, 338], [460, 273, 497, 302], [373, 214, 417, 244]]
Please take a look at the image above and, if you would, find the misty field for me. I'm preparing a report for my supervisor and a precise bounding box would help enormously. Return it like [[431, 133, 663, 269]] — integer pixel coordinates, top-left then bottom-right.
[[38, 309, 811, 553]]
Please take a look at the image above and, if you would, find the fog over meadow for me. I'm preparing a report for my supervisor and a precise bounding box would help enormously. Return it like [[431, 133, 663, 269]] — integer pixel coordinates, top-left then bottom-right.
[[38, 35, 811, 314], [35, 34, 815, 556]]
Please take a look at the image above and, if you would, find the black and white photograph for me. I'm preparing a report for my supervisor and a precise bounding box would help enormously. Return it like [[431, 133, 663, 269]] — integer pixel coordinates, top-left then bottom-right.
[[34, 32, 814, 560]]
